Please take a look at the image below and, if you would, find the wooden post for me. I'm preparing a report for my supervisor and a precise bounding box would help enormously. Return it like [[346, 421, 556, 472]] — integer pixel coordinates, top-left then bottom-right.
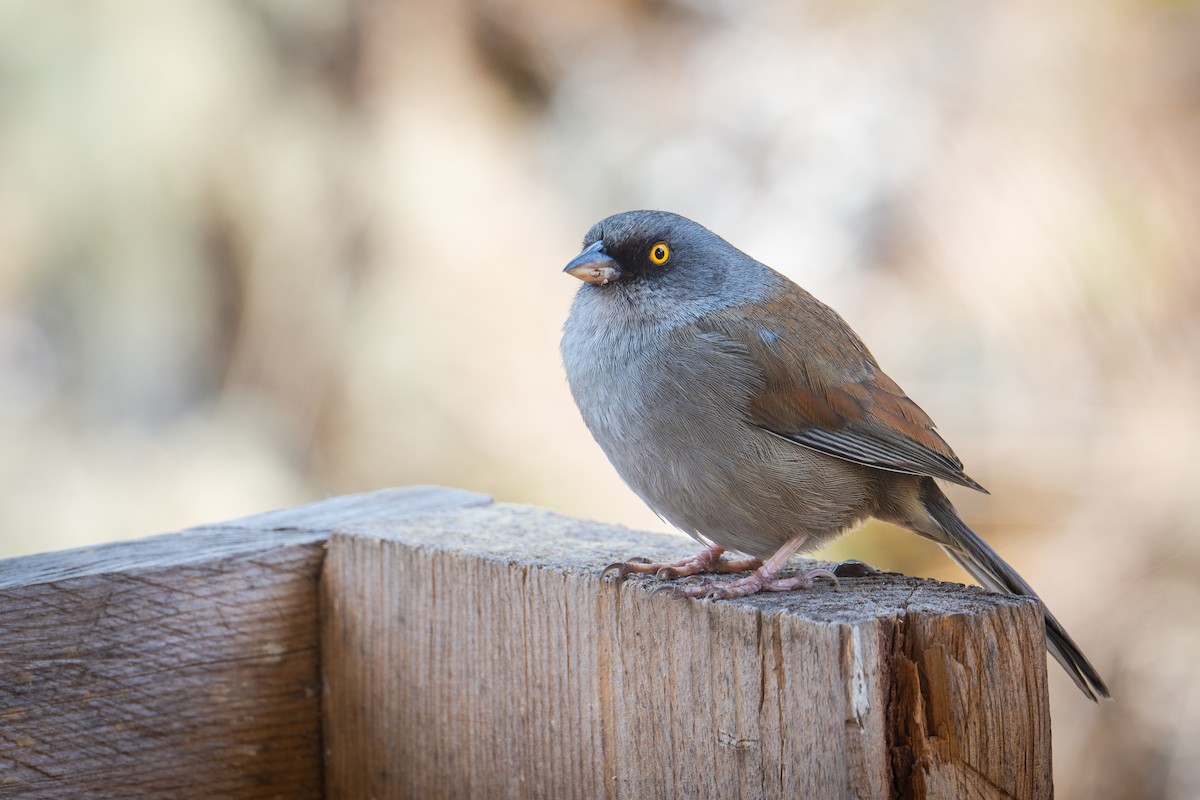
[[0, 487, 1052, 799], [320, 494, 1052, 799]]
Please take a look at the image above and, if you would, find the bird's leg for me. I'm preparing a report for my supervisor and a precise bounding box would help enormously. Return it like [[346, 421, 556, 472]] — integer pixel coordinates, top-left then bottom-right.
[[670, 533, 837, 599], [602, 545, 762, 580]]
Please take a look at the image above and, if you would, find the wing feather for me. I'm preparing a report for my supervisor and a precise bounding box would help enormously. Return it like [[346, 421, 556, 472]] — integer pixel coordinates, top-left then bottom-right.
[[697, 282, 987, 493]]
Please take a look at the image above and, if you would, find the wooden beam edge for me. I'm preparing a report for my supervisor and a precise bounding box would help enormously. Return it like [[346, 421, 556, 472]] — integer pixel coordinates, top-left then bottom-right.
[[0, 486, 491, 588]]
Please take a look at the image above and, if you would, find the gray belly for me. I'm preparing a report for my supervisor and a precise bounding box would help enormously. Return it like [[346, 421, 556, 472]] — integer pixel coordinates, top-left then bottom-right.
[[564, 325, 878, 558]]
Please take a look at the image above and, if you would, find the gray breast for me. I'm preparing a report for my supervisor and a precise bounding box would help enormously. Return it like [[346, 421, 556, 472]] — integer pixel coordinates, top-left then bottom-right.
[[562, 293, 876, 558]]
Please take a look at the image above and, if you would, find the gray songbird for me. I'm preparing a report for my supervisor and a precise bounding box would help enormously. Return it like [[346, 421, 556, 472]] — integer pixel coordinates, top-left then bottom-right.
[[560, 209, 1109, 701]]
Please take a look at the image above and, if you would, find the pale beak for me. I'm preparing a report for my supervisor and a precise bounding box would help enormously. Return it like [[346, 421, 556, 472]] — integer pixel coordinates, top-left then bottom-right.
[[563, 240, 622, 285]]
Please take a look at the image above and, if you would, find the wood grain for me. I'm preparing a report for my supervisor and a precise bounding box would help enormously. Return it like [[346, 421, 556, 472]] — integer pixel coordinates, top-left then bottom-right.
[[0, 486, 1051, 798], [0, 485, 489, 799], [0, 530, 327, 799], [322, 502, 1052, 800]]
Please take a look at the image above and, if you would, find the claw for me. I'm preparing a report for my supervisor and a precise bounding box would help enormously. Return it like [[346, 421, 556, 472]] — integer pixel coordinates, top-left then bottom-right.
[[602, 562, 630, 580], [602, 555, 665, 580], [814, 568, 838, 584], [649, 583, 681, 598]]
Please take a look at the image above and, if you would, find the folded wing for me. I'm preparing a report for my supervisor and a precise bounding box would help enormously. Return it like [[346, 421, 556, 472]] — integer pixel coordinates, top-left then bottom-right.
[[698, 282, 987, 493]]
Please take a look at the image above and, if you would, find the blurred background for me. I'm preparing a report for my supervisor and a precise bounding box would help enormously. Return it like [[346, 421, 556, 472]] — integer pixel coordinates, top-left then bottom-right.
[[1, 0, 1197, 795]]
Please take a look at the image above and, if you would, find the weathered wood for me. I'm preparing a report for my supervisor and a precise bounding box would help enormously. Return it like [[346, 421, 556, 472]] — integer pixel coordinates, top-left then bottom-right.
[[322, 502, 1052, 800], [0, 485, 488, 799], [0, 530, 326, 799], [205, 485, 491, 532], [0, 486, 1051, 798]]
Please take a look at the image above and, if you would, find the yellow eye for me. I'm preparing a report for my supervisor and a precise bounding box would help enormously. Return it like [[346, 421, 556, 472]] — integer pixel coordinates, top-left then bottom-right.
[[649, 242, 670, 265]]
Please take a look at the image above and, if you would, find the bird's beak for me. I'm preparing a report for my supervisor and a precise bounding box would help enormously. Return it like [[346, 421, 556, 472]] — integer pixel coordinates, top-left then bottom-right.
[[563, 240, 622, 285]]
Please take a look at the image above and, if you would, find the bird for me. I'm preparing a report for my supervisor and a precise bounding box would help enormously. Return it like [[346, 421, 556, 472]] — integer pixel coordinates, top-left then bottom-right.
[[559, 209, 1109, 701]]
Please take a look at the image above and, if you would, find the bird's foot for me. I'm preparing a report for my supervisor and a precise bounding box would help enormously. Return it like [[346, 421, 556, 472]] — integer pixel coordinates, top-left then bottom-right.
[[669, 565, 839, 599], [602, 545, 762, 581]]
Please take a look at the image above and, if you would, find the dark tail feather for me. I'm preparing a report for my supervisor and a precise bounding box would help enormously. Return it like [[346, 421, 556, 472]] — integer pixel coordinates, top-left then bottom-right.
[[919, 478, 1110, 701]]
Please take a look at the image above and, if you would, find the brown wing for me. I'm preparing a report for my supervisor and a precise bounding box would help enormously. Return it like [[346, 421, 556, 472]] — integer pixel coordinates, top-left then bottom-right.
[[698, 283, 987, 492]]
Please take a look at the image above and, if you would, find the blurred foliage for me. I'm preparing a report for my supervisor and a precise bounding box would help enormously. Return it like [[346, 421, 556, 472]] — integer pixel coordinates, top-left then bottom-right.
[[2, 0, 1199, 795]]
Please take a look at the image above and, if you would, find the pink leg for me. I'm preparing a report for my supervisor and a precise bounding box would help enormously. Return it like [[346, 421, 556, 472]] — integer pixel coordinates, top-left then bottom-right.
[[602, 545, 762, 581], [668, 533, 837, 599]]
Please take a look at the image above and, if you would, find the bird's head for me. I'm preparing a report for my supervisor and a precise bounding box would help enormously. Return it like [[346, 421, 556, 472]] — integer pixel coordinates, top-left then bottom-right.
[[562, 210, 749, 298]]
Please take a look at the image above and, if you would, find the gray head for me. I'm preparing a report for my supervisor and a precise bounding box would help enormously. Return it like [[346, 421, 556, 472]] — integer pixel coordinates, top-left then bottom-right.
[[562, 211, 778, 317]]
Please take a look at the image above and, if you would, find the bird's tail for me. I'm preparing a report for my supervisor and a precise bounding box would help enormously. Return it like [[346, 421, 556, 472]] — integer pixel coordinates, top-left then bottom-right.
[[918, 478, 1110, 701]]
